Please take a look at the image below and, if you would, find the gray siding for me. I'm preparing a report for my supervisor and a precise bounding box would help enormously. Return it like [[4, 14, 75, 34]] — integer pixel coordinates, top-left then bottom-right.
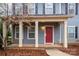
[[38, 27, 44, 44], [54, 24, 60, 43], [23, 27, 35, 44], [67, 15, 79, 43]]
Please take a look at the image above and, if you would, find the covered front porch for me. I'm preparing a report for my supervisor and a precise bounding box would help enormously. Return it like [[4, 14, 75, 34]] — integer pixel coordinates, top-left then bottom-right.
[[2, 15, 71, 48], [10, 22, 65, 48]]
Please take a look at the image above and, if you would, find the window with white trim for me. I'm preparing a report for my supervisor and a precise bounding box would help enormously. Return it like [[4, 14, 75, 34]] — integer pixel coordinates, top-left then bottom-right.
[[68, 26, 78, 39], [28, 3, 36, 15], [68, 3, 75, 15], [15, 3, 23, 16], [27, 27, 35, 39], [61, 3, 66, 14], [45, 3, 53, 14], [37, 3, 43, 15], [55, 3, 61, 14], [15, 26, 19, 39], [78, 3, 79, 15]]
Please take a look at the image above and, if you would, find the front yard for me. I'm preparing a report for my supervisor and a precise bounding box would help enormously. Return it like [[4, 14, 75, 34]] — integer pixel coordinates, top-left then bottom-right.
[[0, 48, 49, 56], [57, 43, 79, 56], [1, 44, 79, 56]]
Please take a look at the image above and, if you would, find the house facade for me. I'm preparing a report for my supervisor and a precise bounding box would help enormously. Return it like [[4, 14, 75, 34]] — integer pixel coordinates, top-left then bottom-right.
[[2, 3, 79, 48]]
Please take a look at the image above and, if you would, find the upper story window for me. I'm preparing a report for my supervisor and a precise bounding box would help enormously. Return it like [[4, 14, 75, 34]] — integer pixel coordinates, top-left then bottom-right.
[[8, 3, 13, 16], [68, 3, 76, 15], [78, 4, 79, 15], [28, 3, 36, 15], [61, 3, 67, 15], [23, 3, 28, 15], [37, 3, 43, 15], [55, 3, 61, 14], [45, 3, 53, 14], [15, 3, 23, 16]]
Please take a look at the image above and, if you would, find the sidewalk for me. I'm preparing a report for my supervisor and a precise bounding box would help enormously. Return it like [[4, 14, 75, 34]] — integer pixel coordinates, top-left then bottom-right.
[[46, 48, 72, 56]]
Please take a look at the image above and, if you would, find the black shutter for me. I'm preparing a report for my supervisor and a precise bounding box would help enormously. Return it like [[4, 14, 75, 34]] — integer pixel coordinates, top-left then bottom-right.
[[53, 3, 55, 14], [75, 27, 78, 39], [35, 3, 37, 15], [43, 3, 45, 15], [75, 3, 78, 15], [65, 3, 68, 15], [12, 3, 15, 15]]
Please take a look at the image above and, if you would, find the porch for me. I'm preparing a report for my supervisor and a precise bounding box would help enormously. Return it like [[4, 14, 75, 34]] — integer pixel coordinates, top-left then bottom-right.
[[7, 21, 67, 48], [2, 15, 72, 48]]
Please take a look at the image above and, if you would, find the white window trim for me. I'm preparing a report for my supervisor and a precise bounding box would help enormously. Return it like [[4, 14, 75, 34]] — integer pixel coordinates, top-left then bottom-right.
[[37, 3, 43, 14], [45, 3, 53, 14], [68, 3, 76, 15], [15, 26, 19, 39], [55, 3, 62, 14], [27, 26, 35, 39], [68, 26, 76, 39], [28, 3, 36, 15]]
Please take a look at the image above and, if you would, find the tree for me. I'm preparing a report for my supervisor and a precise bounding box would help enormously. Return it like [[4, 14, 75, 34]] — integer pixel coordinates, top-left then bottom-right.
[[0, 3, 12, 50]]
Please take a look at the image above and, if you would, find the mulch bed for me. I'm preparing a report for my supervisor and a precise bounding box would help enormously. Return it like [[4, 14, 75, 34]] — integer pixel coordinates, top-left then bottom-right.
[[57, 43, 79, 56], [0, 48, 49, 56]]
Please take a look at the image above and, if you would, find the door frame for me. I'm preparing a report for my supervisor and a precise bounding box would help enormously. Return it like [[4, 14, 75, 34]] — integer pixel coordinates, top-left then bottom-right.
[[44, 25, 54, 45]]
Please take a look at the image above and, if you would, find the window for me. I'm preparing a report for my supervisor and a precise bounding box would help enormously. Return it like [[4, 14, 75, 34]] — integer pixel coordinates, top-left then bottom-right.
[[45, 3, 53, 14], [61, 3, 66, 14], [55, 3, 62, 14], [23, 3, 28, 15], [78, 4, 79, 15], [27, 27, 35, 39], [28, 3, 36, 15], [15, 26, 19, 39], [15, 3, 23, 16], [68, 26, 78, 39], [8, 3, 13, 16], [68, 3, 75, 15], [37, 3, 43, 15]]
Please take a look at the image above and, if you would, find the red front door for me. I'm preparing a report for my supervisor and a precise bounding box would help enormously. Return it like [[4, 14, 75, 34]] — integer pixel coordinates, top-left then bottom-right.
[[46, 27, 53, 43]]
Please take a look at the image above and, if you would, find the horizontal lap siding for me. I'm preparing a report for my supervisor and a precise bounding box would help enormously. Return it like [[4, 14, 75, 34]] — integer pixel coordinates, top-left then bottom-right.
[[67, 16, 79, 43], [23, 27, 35, 44], [13, 22, 62, 44], [38, 27, 44, 44]]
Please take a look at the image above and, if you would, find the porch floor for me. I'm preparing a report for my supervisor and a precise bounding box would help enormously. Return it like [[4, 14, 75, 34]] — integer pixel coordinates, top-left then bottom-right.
[[7, 44, 62, 48]]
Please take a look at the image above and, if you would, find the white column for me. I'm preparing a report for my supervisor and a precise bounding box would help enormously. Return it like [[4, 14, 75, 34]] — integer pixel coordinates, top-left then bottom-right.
[[3, 21, 7, 47], [9, 24, 13, 43], [64, 21, 68, 48], [35, 21, 38, 47], [59, 22, 62, 43], [19, 21, 23, 47]]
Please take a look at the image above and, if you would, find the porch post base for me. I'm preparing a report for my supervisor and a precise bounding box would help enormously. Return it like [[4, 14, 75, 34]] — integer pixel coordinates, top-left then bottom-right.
[[19, 45, 22, 47], [35, 45, 38, 47], [64, 45, 67, 48]]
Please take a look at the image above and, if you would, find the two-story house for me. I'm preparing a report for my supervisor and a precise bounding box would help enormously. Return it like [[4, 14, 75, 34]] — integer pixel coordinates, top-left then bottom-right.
[[2, 3, 79, 48]]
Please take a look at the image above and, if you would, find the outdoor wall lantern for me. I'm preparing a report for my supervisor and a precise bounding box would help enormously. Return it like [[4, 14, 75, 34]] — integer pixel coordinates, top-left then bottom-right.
[[41, 26, 45, 31]]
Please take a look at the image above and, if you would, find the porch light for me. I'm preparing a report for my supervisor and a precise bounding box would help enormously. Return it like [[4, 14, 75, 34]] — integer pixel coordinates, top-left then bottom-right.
[[41, 26, 45, 30]]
